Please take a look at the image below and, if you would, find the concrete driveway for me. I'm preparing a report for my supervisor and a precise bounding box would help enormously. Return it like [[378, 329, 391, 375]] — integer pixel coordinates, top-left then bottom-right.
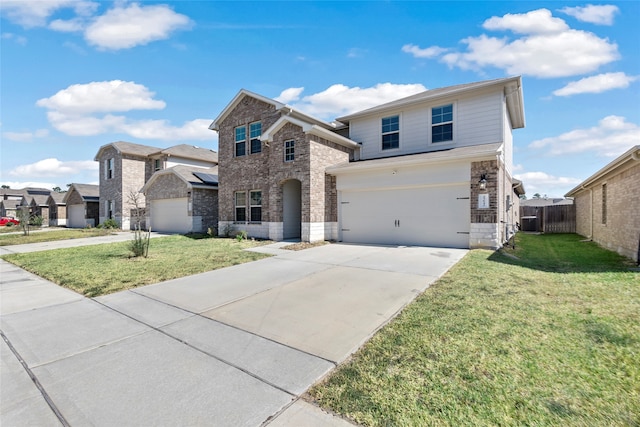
[[1, 241, 467, 426]]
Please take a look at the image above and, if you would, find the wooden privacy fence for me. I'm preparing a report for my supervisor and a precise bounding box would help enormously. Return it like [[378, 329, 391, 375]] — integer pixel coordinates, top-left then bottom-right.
[[520, 205, 576, 233]]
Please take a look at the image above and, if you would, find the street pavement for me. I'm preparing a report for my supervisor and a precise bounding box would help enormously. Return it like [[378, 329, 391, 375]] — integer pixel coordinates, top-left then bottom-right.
[[0, 234, 467, 426]]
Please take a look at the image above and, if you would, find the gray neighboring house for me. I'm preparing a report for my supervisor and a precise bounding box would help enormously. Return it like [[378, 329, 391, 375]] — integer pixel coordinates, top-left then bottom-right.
[[521, 198, 574, 207], [141, 165, 219, 234], [47, 192, 67, 227], [63, 184, 100, 228], [94, 141, 218, 230]]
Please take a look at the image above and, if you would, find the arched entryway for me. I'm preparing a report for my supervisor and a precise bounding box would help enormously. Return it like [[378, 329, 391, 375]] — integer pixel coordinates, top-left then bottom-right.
[[282, 179, 302, 239]]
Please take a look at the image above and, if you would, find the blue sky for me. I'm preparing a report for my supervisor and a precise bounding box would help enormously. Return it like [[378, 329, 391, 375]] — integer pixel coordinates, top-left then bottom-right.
[[1, 1, 638, 197]]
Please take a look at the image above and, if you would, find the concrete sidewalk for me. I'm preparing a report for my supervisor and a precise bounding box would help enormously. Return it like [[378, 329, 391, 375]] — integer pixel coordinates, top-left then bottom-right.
[[1, 239, 467, 426], [0, 231, 168, 256]]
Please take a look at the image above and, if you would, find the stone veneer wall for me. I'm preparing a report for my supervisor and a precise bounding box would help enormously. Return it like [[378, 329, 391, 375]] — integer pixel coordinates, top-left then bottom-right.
[[470, 159, 500, 248]]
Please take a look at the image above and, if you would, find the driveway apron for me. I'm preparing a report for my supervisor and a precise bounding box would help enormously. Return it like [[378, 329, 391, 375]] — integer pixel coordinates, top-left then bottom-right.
[[1, 242, 467, 426]]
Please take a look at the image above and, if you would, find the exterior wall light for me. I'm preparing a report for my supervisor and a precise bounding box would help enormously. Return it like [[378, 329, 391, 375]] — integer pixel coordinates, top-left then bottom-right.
[[479, 174, 487, 191]]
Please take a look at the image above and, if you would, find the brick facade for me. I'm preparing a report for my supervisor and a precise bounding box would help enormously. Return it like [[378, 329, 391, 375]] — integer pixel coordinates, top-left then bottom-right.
[[217, 96, 353, 241], [144, 173, 218, 233], [572, 160, 640, 262]]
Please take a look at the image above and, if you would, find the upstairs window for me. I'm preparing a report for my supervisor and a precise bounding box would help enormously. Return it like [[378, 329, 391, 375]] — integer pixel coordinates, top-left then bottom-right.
[[249, 122, 262, 154], [106, 158, 114, 179], [284, 140, 295, 162], [235, 126, 246, 157], [250, 190, 262, 222], [432, 104, 453, 143], [235, 191, 246, 222], [381, 115, 399, 150], [154, 159, 162, 172]]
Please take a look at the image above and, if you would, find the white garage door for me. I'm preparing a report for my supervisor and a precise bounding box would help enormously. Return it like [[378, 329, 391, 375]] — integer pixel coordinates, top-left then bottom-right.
[[150, 198, 190, 234], [67, 204, 86, 228], [340, 184, 470, 248]]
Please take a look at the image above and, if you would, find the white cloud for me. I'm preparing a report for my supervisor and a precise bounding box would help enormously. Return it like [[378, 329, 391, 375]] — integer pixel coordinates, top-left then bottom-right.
[[483, 9, 568, 34], [514, 171, 582, 197], [529, 116, 640, 157], [0, 181, 59, 190], [36, 80, 166, 114], [84, 3, 192, 50], [347, 47, 367, 58], [49, 17, 85, 32], [1, 32, 27, 45], [284, 83, 427, 120], [0, 0, 97, 28], [559, 4, 619, 25], [275, 87, 304, 103], [553, 72, 638, 96], [9, 158, 98, 178], [2, 128, 49, 142], [401, 44, 448, 58], [36, 80, 213, 141], [405, 8, 619, 78]]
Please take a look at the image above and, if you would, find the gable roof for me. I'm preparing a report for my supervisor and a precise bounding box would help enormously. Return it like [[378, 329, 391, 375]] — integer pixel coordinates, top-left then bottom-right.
[[158, 144, 218, 163], [47, 192, 66, 205], [261, 115, 360, 149], [209, 88, 337, 131], [94, 141, 160, 160], [29, 194, 50, 206], [336, 76, 525, 129], [565, 145, 640, 197], [63, 183, 100, 203], [141, 165, 219, 193]]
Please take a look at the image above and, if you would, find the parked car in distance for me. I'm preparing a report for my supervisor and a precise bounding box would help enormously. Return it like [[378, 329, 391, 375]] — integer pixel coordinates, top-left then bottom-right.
[[0, 216, 20, 226]]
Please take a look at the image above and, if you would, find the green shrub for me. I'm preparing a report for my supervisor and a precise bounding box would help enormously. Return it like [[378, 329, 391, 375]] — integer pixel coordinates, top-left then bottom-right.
[[101, 218, 119, 229], [29, 215, 44, 226], [6, 222, 14, 227], [235, 230, 247, 242]]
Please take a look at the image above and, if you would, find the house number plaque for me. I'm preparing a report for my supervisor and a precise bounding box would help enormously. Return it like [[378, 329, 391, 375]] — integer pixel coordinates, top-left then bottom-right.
[[477, 194, 490, 209]]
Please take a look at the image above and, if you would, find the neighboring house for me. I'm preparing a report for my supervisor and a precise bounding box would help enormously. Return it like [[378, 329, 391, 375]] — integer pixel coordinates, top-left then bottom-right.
[[63, 184, 99, 228], [565, 145, 640, 263], [94, 141, 218, 230], [210, 76, 525, 248], [141, 165, 218, 234], [1, 188, 51, 218], [521, 198, 573, 207], [47, 192, 67, 227], [25, 194, 51, 226]]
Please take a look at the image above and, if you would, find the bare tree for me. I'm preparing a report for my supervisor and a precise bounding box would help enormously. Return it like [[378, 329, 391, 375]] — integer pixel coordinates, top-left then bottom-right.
[[127, 191, 151, 258]]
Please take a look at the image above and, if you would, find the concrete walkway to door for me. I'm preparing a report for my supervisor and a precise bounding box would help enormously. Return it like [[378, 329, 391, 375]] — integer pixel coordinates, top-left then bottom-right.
[[1, 240, 467, 426]]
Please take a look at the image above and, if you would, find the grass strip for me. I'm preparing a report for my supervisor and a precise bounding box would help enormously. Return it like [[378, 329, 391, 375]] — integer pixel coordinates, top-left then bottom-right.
[[1, 235, 271, 297], [310, 233, 639, 426], [0, 228, 116, 246]]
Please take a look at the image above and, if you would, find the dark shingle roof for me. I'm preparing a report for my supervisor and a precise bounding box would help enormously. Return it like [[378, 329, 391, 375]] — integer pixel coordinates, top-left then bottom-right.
[[160, 144, 218, 163]]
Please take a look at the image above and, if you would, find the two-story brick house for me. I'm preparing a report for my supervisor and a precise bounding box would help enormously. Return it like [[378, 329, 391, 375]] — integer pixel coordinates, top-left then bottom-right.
[[211, 76, 525, 249], [94, 141, 218, 230]]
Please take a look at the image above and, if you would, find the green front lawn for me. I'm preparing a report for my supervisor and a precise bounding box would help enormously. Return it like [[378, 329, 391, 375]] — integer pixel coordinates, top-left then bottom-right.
[[310, 234, 639, 426], [0, 228, 115, 245], [1, 236, 271, 297]]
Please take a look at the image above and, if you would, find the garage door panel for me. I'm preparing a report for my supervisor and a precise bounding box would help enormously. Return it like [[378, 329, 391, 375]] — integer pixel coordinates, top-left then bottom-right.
[[68, 205, 85, 228], [150, 198, 190, 234], [340, 184, 469, 248]]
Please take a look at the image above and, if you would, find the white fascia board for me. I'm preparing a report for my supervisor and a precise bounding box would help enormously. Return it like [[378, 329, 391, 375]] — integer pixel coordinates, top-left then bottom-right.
[[209, 89, 284, 131], [504, 78, 525, 129], [327, 144, 503, 175], [262, 116, 360, 149], [565, 145, 640, 197]]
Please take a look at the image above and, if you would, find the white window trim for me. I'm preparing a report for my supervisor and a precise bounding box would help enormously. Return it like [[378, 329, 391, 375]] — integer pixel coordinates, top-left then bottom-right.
[[249, 121, 262, 154], [284, 139, 295, 162], [235, 126, 247, 157], [249, 190, 262, 223], [380, 114, 401, 153], [430, 103, 456, 145], [106, 158, 114, 179], [235, 191, 246, 222]]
